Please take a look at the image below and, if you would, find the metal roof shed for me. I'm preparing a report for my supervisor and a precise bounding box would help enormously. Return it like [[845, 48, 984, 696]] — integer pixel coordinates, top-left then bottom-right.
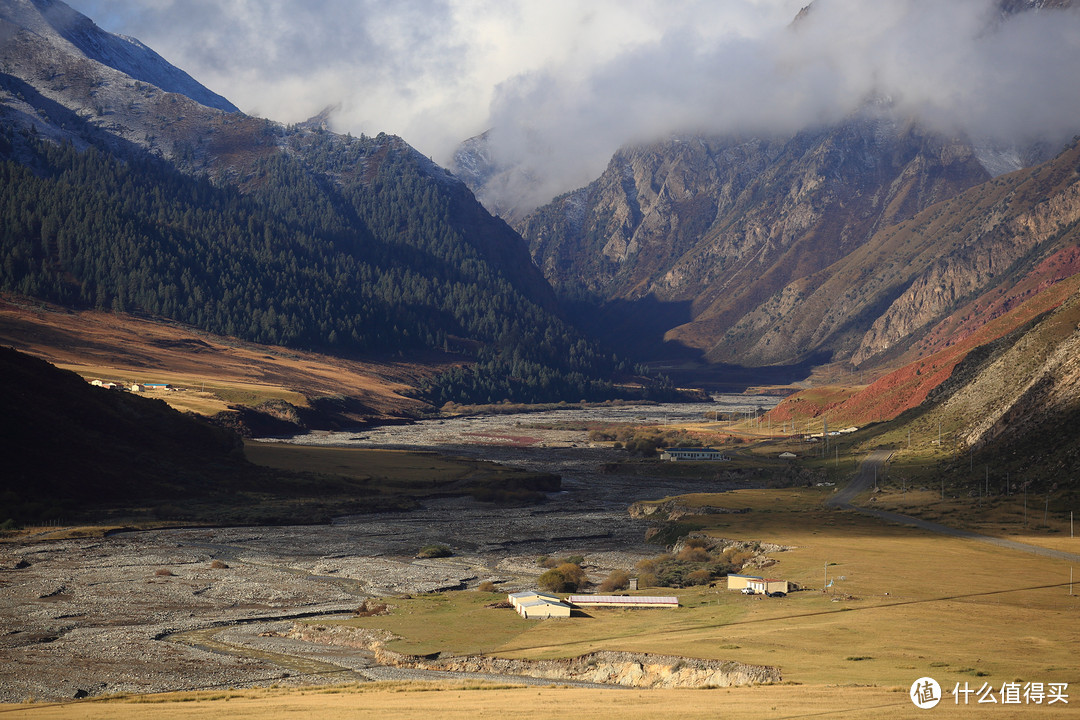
[[517, 598, 572, 619], [566, 595, 678, 608]]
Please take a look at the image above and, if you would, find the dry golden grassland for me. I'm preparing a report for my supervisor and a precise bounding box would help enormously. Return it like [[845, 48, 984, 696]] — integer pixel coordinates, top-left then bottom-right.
[[6, 488, 1076, 719], [335, 488, 1078, 692], [856, 488, 1080, 553], [0, 683, 956, 720], [0, 525, 130, 543], [60, 370, 307, 416], [0, 295, 440, 419], [624, 490, 1078, 684]]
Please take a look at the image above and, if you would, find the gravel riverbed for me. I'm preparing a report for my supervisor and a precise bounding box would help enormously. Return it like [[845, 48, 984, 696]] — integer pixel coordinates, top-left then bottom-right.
[[1, 400, 778, 701]]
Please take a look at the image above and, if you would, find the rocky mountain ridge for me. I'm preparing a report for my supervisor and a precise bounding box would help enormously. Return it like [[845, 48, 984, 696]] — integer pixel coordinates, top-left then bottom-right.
[[454, 0, 1080, 376], [1, 0, 237, 113], [729, 137, 1080, 370], [516, 111, 1008, 363], [0, 0, 635, 407]]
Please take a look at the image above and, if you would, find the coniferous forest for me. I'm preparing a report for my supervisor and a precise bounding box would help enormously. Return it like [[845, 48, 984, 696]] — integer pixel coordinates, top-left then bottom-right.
[[0, 126, 641, 405]]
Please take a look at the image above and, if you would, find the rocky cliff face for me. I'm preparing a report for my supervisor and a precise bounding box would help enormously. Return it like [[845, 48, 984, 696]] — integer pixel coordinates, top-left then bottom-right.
[[515, 118, 1080, 372], [409, 650, 782, 689], [0, 0, 237, 113], [852, 168, 1080, 365], [517, 110, 998, 361], [724, 137, 1080, 371], [469, 0, 1077, 368], [942, 287, 1080, 452], [285, 623, 782, 688]]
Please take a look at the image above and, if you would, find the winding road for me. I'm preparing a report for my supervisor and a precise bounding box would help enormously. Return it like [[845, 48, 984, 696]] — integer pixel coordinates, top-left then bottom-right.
[[832, 449, 1080, 563]]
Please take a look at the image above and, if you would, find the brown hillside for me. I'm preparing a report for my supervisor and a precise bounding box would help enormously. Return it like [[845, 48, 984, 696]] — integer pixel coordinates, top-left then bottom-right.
[[767, 270, 1080, 427], [0, 294, 443, 425], [714, 136, 1080, 369]]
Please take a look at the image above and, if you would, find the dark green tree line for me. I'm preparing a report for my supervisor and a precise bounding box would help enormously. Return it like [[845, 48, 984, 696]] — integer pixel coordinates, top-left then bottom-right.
[[0, 127, 635, 403]]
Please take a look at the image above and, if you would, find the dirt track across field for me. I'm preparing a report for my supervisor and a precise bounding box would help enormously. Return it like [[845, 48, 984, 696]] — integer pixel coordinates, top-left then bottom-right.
[[831, 450, 1080, 563]]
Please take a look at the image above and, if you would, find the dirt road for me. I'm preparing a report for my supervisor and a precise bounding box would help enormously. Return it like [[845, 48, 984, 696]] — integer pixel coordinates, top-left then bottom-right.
[[825, 447, 892, 509], [832, 450, 1080, 563]]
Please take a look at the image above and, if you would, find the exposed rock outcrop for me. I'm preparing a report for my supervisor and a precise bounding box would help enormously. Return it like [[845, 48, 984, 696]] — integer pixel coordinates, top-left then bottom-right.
[[284, 623, 781, 688], [628, 499, 751, 521], [517, 116, 995, 363], [407, 650, 781, 689], [853, 170, 1080, 365]]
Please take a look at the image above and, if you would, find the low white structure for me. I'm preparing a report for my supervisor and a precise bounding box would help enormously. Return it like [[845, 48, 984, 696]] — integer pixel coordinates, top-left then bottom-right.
[[727, 574, 788, 594], [516, 597, 572, 619], [660, 447, 729, 462], [779, 452, 797, 459], [566, 595, 678, 608], [726, 574, 761, 591], [746, 578, 788, 595], [507, 591, 561, 609]]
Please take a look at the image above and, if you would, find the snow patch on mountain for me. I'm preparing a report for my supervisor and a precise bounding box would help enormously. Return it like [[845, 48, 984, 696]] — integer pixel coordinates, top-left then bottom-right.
[[0, 0, 237, 112]]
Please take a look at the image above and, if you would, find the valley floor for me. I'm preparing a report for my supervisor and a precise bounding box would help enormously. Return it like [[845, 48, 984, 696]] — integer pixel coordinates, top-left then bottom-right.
[[0, 429, 712, 703], [3, 413, 1078, 717]]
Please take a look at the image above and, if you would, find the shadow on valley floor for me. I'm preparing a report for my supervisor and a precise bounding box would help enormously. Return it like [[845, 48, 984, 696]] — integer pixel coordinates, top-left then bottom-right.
[[647, 353, 831, 393], [561, 294, 827, 392]]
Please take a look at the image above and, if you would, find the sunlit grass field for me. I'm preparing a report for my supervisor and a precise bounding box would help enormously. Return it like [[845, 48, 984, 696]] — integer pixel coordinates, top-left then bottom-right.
[[332, 488, 1077, 689], [8, 487, 1077, 719], [0, 683, 937, 720]]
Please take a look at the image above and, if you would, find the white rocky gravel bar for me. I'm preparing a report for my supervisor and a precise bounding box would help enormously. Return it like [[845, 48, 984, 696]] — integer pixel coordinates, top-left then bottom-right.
[[2, 402, 779, 701]]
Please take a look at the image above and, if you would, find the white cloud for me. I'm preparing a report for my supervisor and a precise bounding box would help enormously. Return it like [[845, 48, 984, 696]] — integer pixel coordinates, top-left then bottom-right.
[[66, 0, 1080, 207]]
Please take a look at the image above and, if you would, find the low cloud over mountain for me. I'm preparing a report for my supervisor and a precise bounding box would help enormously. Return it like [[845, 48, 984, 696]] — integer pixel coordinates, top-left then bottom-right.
[[68, 0, 1080, 210]]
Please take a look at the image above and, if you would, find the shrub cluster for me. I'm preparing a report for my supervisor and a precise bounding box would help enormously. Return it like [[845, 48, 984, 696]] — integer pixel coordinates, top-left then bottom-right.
[[353, 600, 389, 617], [416, 544, 452, 559], [537, 557, 588, 593], [598, 569, 630, 592], [634, 538, 753, 588]]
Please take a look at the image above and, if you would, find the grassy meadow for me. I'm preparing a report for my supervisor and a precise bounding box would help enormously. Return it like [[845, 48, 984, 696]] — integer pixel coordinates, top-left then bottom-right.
[[0, 296, 436, 421], [56, 366, 309, 416], [328, 488, 1078, 690], [0, 683, 947, 720], [6, 487, 1077, 718]]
